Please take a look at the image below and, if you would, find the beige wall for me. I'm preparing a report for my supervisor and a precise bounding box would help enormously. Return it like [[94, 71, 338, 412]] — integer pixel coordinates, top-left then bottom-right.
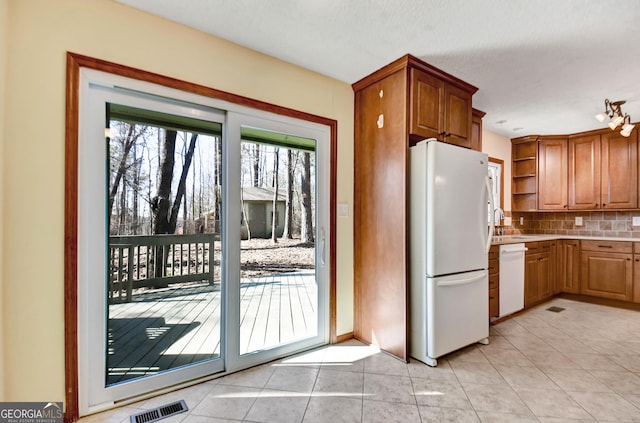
[[3, 0, 354, 402], [482, 130, 512, 212], [0, 0, 7, 401]]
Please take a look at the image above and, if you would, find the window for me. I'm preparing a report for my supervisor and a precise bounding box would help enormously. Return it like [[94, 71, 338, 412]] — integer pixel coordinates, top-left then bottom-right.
[[488, 157, 504, 224]]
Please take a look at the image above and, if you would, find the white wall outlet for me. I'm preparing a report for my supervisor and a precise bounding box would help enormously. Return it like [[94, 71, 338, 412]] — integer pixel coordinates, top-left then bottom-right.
[[338, 203, 349, 217], [633, 216, 640, 227], [575, 216, 583, 226], [504, 216, 512, 226], [519, 216, 524, 225]]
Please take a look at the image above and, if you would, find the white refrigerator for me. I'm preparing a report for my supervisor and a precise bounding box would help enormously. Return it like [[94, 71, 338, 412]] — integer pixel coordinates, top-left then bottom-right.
[[409, 139, 493, 367]]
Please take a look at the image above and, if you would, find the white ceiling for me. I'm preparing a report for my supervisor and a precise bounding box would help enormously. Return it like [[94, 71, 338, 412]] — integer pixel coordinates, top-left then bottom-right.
[[115, 0, 640, 139]]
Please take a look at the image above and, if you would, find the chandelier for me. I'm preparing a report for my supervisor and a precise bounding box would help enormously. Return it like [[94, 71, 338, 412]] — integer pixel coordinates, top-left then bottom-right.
[[595, 99, 635, 137]]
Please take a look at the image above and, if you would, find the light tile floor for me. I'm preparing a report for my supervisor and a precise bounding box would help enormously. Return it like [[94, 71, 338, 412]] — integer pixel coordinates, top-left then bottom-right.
[[79, 298, 640, 422]]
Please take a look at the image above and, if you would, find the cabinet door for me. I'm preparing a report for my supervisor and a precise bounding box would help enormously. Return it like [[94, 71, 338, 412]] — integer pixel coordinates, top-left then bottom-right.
[[524, 253, 540, 307], [444, 84, 472, 149], [559, 240, 580, 294], [410, 68, 444, 140], [548, 241, 557, 295], [538, 138, 568, 210], [601, 130, 638, 209], [470, 109, 484, 152], [634, 254, 640, 304], [569, 134, 601, 209], [537, 253, 553, 300], [581, 251, 632, 301]]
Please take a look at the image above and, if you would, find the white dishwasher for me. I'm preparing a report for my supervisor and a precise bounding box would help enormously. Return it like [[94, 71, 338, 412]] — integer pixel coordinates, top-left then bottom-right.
[[499, 243, 527, 317]]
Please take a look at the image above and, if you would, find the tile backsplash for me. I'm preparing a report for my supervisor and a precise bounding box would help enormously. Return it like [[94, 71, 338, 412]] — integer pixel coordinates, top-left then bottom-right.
[[505, 211, 640, 238]]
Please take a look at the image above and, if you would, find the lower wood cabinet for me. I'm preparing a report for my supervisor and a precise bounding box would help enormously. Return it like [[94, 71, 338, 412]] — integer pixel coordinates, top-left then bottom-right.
[[581, 241, 633, 301], [559, 240, 581, 293], [516, 238, 640, 309], [524, 241, 556, 308], [633, 243, 640, 304], [489, 245, 499, 318]]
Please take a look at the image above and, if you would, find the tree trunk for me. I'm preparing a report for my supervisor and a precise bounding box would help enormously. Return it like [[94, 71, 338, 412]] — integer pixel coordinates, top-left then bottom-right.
[[252, 144, 260, 187], [132, 144, 141, 235], [118, 174, 127, 234], [282, 149, 295, 239], [271, 148, 280, 243], [241, 188, 251, 240], [213, 136, 222, 233], [169, 133, 198, 234], [301, 152, 314, 243], [150, 129, 177, 286], [151, 129, 176, 235]]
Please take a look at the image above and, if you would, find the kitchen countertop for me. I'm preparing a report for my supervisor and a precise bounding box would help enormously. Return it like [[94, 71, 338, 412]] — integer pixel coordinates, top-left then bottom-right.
[[492, 234, 640, 245]]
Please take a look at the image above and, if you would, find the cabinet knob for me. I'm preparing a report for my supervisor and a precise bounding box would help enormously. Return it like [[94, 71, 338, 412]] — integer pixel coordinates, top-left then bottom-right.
[[563, 205, 567, 208]]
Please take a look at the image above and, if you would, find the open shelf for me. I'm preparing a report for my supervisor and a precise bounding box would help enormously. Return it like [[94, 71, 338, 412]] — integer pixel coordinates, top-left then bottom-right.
[[511, 137, 539, 212]]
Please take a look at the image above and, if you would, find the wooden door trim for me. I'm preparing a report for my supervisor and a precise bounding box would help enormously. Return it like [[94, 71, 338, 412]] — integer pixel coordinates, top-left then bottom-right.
[[65, 52, 338, 422]]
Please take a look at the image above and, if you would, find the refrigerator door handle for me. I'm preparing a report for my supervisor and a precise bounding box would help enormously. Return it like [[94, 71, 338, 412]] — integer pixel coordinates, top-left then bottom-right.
[[485, 175, 495, 253], [436, 272, 487, 287]]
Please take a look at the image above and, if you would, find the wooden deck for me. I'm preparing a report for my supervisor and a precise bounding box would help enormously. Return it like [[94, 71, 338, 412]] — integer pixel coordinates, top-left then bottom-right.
[[106, 271, 316, 385]]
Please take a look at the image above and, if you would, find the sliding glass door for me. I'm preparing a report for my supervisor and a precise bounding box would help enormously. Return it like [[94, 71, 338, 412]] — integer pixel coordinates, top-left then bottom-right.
[[225, 113, 329, 371], [78, 76, 227, 413], [78, 69, 329, 414]]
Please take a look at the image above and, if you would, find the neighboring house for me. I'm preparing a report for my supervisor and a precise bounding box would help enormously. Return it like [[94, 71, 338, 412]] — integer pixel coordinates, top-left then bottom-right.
[[241, 186, 286, 239]]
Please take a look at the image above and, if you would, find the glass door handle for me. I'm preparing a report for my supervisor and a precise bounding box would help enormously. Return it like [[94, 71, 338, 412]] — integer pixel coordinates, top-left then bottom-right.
[[319, 228, 326, 266]]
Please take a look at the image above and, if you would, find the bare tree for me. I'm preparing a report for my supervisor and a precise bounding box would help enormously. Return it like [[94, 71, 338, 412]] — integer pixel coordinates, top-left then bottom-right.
[[131, 143, 142, 234], [301, 152, 314, 243], [169, 133, 198, 233], [271, 148, 280, 243], [282, 149, 295, 239], [108, 123, 145, 219], [213, 136, 222, 232], [151, 129, 177, 235], [252, 144, 260, 187]]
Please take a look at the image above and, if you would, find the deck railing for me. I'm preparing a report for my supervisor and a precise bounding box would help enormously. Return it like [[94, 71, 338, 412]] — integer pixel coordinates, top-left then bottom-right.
[[108, 233, 216, 303]]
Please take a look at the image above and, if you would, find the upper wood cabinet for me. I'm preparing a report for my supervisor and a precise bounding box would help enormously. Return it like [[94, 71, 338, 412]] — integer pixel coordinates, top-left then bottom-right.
[[538, 136, 568, 210], [601, 130, 638, 209], [514, 127, 639, 211], [471, 108, 486, 152], [568, 134, 601, 209], [410, 67, 475, 149], [352, 54, 478, 361], [568, 130, 638, 210]]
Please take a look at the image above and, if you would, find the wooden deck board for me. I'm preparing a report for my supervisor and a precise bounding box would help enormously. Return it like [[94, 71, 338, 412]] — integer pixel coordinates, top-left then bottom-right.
[[107, 272, 316, 384]]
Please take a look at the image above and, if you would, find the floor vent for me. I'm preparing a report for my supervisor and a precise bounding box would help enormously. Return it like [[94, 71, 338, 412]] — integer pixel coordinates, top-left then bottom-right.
[[130, 400, 188, 423], [546, 306, 565, 313]]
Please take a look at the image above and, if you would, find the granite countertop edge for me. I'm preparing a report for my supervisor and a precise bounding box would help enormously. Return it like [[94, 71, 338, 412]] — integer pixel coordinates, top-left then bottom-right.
[[491, 234, 640, 245]]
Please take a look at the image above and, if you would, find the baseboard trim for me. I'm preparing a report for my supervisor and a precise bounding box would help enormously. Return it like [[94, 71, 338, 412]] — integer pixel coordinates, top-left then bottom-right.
[[335, 332, 354, 343]]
